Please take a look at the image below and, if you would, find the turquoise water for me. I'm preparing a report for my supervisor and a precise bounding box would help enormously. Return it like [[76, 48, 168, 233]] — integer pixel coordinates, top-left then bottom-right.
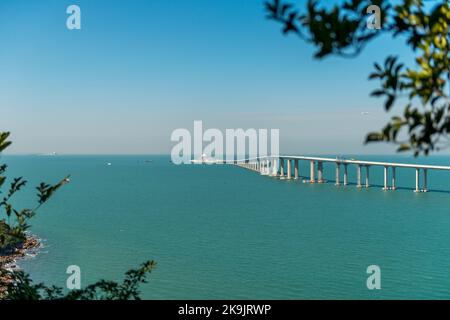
[[3, 154, 450, 299]]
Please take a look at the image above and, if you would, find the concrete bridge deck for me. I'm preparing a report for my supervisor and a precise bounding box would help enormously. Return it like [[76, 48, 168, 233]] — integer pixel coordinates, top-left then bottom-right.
[[231, 155, 450, 193]]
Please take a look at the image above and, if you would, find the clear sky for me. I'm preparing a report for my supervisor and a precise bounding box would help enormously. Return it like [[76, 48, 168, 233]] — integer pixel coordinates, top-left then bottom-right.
[[0, 0, 420, 155]]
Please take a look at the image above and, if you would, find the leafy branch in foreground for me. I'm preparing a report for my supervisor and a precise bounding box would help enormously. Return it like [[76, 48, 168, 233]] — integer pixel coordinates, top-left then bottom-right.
[[265, 0, 450, 155], [1, 260, 156, 300], [0, 132, 70, 252], [1, 131, 156, 300]]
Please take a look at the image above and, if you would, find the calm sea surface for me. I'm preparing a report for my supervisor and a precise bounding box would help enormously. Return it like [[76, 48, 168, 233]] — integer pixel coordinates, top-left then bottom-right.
[[3, 154, 450, 299]]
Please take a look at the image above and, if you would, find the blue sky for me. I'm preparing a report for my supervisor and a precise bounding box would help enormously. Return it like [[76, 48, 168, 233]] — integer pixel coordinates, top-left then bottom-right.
[[0, 0, 420, 154]]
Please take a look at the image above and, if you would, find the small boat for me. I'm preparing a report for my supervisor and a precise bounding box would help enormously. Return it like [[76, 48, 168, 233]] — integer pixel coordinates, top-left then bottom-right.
[[190, 154, 218, 164]]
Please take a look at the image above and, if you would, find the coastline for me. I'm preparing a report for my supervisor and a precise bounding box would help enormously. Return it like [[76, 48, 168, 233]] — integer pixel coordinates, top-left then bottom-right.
[[0, 234, 41, 298], [0, 234, 41, 270]]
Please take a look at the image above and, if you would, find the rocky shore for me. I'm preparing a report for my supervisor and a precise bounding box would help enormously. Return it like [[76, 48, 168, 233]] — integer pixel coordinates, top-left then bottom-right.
[[0, 236, 41, 270], [0, 235, 41, 298]]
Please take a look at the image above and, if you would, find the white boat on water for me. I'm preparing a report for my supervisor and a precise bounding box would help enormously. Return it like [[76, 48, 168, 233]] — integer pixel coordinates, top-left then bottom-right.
[[190, 154, 219, 164]]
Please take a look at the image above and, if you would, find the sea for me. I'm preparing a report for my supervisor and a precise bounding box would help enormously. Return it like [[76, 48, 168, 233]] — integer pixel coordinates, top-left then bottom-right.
[[3, 154, 450, 299]]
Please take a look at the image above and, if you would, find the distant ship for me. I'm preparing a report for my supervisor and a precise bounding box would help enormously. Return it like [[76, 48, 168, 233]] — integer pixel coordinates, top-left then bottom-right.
[[190, 154, 219, 164], [40, 152, 58, 156]]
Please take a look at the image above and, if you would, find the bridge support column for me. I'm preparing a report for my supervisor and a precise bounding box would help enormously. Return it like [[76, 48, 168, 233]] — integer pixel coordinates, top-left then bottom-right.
[[287, 159, 291, 179], [423, 169, 428, 192], [335, 163, 340, 185], [317, 162, 324, 183], [357, 165, 362, 188], [343, 164, 348, 186], [272, 158, 279, 176], [392, 167, 396, 190], [294, 160, 299, 179], [365, 166, 370, 188], [280, 158, 285, 178], [415, 168, 420, 192], [310, 161, 315, 183], [383, 166, 388, 190]]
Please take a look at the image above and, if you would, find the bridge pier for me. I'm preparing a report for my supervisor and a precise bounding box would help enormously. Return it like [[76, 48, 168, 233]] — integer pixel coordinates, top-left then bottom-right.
[[335, 163, 340, 185], [423, 169, 428, 192], [365, 166, 370, 188], [272, 158, 279, 177], [413, 168, 430, 192], [343, 164, 348, 185], [415, 168, 420, 192], [309, 161, 315, 183], [383, 166, 388, 190], [287, 159, 292, 179], [357, 165, 362, 188], [392, 167, 396, 190], [317, 161, 324, 183], [280, 158, 285, 178], [294, 160, 299, 179]]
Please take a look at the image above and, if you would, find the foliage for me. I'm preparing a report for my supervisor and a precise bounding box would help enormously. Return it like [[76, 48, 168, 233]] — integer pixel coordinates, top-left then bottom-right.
[[265, 0, 450, 155], [1, 260, 156, 300], [0, 132, 69, 252], [0, 132, 156, 300]]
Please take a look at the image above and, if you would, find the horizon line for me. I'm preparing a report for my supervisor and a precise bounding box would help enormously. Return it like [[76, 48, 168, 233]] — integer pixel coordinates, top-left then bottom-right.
[[3, 153, 450, 157]]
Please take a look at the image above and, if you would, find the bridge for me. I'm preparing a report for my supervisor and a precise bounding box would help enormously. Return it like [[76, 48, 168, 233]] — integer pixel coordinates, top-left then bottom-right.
[[232, 156, 450, 193]]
